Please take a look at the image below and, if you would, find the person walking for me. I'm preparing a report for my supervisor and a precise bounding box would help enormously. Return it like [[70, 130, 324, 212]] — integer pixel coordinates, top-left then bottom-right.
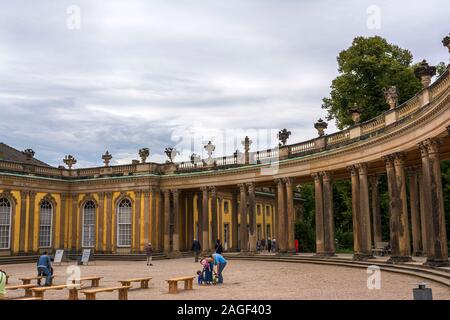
[[0, 269, 6, 300], [192, 239, 202, 262], [267, 238, 272, 253], [37, 251, 52, 286], [261, 238, 266, 252], [145, 242, 153, 266], [214, 239, 223, 254]]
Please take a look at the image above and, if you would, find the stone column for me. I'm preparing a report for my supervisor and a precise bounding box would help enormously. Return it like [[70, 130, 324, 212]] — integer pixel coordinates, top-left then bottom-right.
[[60, 193, 68, 250], [71, 194, 78, 252], [247, 183, 257, 252], [163, 190, 171, 253], [187, 193, 194, 249], [197, 193, 203, 243], [27, 191, 37, 253], [158, 191, 164, 251], [322, 172, 335, 255], [201, 187, 210, 252], [312, 173, 325, 255], [421, 139, 448, 266], [357, 163, 373, 258], [393, 153, 412, 260], [384, 156, 400, 261], [218, 196, 223, 244], [172, 189, 180, 254], [348, 166, 361, 258], [418, 169, 427, 255], [143, 190, 150, 245], [238, 183, 248, 252], [105, 192, 113, 252], [262, 200, 267, 241], [150, 189, 158, 249], [210, 187, 218, 248], [284, 178, 296, 253], [275, 179, 287, 253], [133, 190, 142, 253], [180, 192, 187, 250], [408, 168, 422, 256], [97, 192, 104, 252], [19, 191, 28, 253], [231, 190, 239, 251], [369, 175, 382, 244]]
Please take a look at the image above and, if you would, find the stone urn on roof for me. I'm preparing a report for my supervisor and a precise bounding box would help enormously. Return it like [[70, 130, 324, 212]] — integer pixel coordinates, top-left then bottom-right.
[[314, 119, 328, 137], [63, 155, 77, 169]]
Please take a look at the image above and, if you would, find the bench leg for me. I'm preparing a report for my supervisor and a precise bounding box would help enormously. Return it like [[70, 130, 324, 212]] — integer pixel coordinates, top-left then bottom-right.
[[85, 293, 96, 300], [119, 288, 129, 300], [22, 280, 31, 285], [68, 288, 79, 301], [25, 288, 33, 297], [34, 291, 44, 300], [92, 279, 100, 287], [141, 280, 149, 289], [169, 282, 178, 294]]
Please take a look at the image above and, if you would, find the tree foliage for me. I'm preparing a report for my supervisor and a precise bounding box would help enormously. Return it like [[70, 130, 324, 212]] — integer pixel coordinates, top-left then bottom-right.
[[322, 36, 422, 129]]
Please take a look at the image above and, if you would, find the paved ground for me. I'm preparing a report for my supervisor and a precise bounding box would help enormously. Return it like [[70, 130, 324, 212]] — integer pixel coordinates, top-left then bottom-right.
[[2, 258, 449, 300]]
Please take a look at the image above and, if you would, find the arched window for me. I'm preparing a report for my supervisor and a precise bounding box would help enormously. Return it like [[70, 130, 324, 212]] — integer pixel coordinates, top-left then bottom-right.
[[39, 201, 53, 248], [82, 201, 96, 248], [0, 198, 12, 249], [117, 199, 132, 247]]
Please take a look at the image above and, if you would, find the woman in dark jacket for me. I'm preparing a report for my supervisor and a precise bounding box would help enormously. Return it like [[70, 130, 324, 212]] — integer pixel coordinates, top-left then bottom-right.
[[214, 239, 223, 254]]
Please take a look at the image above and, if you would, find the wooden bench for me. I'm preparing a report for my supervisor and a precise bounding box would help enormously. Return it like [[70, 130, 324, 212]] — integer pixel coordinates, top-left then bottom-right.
[[118, 277, 152, 289], [6, 274, 10, 285], [6, 284, 37, 297], [166, 276, 195, 294], [19, 275, 55, 285], [14, 297, 43, 301], [31, 284, 82, 301], [72, 276, 103, 288], [81, 286, 132, 300], [372, 241, 390, 256]]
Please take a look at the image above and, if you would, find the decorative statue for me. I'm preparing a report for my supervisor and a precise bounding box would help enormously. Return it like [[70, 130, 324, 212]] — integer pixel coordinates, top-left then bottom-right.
[[190, 153, 201, 164], [165, 147, 179, 163], [314, 119, 328, 137], [139, 148, 150, 163], [277, 128, 292, 146], [349, 103, 361, 124], [63, 155, 77, 169], [383, 86, 399, 110], [22, 149, 35, 160], [102, 151, 112, 167]]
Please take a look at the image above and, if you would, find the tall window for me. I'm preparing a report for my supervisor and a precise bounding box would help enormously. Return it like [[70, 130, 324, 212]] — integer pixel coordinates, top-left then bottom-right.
[[39, 201, 53, 248], [257, 205, 261, 215], [0, 198, 11, 249], [117, 199, 132, 247], [223, 201, 229, 214], [266, 205, 271, 216], [83, 201, 96, 248]]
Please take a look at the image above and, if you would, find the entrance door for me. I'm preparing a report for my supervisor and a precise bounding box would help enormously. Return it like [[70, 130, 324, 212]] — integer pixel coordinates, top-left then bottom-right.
[[266, 224, 271, 239], [224, 223, 230, 251]]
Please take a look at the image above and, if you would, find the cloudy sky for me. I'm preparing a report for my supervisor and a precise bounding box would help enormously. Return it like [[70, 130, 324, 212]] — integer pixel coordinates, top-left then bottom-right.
[[0, 0, 449, 167]]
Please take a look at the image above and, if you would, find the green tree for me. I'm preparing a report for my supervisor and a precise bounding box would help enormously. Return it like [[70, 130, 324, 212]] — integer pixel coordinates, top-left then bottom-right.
[[322, 36, 422, 129]]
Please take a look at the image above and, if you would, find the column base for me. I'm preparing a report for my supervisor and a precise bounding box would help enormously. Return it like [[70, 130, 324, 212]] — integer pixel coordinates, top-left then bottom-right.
[[353, 253, 375, 261], [167, 251, 182, 259], [387, 255, 413, 264], [423, 258, 449, 267], [413, 251, 423, 257], [314, 252, 336, 258]]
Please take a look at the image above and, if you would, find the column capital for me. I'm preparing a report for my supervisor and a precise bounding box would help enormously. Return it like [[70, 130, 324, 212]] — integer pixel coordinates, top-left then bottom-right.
[[382, 155, 395, 167], [418, 142, 429, 158], [246, 182, 255, 192], [172, 189, 180, 199], [347, 165, 359, 176], [311, 172, 322, 181], [208, 186, 217, 195], [282, 177, 293, 186], [322, 171, 332, 182], [97, 192, 105, 199], [71, 193, 78, 200], [134, 190, 143, 197], [237, 183, 247, 192], [423, 138, 440, 155], [20, 190, 29, 198], [355, 163, 368, 174], [274, 178, 284, 186], [105, 191, 113, 199], [162, 189, 171, 196], [143, 190, 151, 198], [392, 152, 407, 165], [200, 186, 208, 192]]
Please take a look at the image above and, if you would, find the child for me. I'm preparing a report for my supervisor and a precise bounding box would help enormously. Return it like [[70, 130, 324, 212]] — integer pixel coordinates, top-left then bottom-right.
[[200, 258, 213, 285], [197, 270, 205, 285]]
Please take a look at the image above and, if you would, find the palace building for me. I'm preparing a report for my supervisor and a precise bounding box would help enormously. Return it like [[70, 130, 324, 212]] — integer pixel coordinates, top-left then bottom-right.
[[1, 37, 449, 266]]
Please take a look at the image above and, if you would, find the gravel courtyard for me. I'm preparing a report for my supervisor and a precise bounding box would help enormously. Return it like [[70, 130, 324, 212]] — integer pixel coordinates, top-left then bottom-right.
[[2, 258, 449, 300]]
